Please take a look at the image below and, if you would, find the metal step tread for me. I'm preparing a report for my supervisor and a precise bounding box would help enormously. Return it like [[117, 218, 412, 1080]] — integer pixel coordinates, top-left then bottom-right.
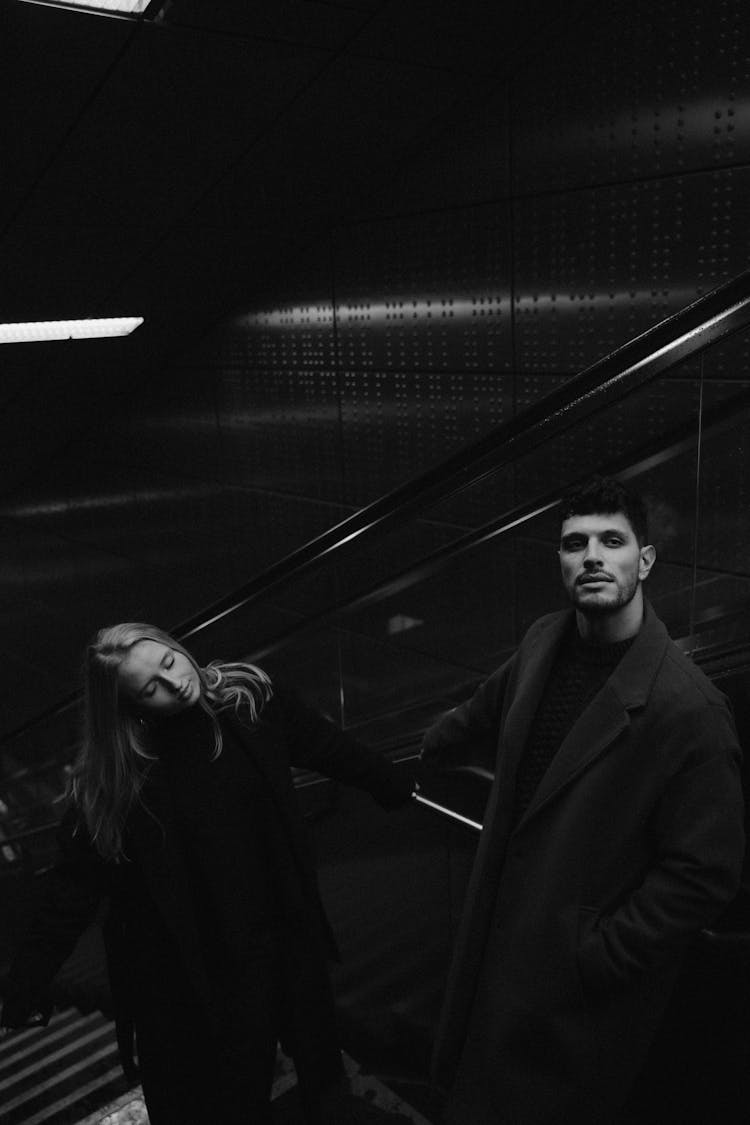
[[0, 1006, 131, 1125]]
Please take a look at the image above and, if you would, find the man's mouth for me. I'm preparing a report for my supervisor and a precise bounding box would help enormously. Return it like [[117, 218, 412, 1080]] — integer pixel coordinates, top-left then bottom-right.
[[577, 574, 613, 585]]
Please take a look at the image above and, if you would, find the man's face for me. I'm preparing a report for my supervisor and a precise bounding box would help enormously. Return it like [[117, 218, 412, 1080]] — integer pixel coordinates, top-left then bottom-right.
[[559, 511, 655, 616]]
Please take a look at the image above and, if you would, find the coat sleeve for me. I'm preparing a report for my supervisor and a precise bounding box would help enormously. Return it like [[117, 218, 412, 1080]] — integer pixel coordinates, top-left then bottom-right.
[[579, 700, 746, 994], [267, 686, 414, 809], [420, 659, 512, 774], [1, 805, 107, 1028]]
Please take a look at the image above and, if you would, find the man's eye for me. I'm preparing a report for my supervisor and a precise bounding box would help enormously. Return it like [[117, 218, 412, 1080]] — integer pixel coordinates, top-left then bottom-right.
[[563, 539, 585, 551], [142, 683, 156, 698], [604, 537, 624, 547]]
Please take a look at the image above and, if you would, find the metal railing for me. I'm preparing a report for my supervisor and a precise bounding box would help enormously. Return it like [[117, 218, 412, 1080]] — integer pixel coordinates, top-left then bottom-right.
[[175, 268, 750, 644], [5, 269, 750, 744]]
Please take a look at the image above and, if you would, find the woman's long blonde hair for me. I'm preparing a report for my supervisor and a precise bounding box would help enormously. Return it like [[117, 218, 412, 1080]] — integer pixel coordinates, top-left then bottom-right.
[[70, 622, 272, 861]]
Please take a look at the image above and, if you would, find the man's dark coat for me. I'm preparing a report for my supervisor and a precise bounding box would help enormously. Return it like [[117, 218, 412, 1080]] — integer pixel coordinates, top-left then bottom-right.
[[4, 689, 412, 1101], [421, 604, 745, 1124]]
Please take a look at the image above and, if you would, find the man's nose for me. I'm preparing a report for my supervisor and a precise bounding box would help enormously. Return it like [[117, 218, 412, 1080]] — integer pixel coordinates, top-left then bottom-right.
[[582, 541, 602, 567]]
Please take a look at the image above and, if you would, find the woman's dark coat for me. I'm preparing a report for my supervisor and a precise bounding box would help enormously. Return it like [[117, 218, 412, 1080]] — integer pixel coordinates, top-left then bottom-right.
[[3, 688, 412, 1094], [421, 604, 745, 1124]]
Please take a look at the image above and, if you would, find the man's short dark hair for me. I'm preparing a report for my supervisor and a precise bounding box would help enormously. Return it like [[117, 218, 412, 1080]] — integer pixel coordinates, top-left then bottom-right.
[[559, 476, 649, 546]]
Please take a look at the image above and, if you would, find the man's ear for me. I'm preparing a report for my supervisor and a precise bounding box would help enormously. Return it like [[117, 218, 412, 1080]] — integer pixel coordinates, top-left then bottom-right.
[[639, 544, 656, 581]]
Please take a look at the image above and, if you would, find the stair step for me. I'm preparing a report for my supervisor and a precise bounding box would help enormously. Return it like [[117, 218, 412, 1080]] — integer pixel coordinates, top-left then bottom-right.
[[1, 1012, 434, 1124], [0, 1006, 130, 1125]]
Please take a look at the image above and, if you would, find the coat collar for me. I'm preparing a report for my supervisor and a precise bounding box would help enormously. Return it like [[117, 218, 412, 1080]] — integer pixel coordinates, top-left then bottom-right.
[[605, 600, 671, 709], [511, 601, 671, 831]]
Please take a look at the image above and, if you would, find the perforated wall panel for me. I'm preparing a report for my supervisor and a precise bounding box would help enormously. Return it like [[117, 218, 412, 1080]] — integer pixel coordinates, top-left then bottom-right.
[[513, 171, 750, 375], [333, 206, 513, 502], [512, 0, 750, 193]]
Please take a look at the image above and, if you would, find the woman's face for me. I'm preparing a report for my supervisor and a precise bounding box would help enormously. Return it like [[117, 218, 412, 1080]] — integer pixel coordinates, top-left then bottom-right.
[[117, 640, 202, 717]]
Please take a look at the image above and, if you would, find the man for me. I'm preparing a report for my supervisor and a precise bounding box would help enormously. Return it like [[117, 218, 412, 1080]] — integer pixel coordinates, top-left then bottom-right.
[[421, 476, 745, 1124]]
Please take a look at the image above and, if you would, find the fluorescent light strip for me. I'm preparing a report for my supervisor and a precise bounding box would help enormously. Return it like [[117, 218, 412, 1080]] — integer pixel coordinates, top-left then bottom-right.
[[0, 317, 144, 343], [17, 1, 151, 13]]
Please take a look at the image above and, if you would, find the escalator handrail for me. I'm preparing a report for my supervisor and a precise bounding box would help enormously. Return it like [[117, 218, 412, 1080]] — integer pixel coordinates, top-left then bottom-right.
[[5, 269, 750, 746], [174, 268, 750, 643], [243, 379, 750, 663], [412, 791, 483, 831]]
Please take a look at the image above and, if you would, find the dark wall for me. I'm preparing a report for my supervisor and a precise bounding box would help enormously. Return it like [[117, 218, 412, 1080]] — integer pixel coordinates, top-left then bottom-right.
[[4, 0, 750, 738]]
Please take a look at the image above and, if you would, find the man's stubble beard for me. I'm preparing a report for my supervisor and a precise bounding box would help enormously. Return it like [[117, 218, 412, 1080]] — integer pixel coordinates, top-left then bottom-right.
[[570, 574, 640, 616]]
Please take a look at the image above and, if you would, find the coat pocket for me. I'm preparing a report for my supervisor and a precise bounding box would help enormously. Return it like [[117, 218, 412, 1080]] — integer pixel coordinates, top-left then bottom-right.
[[575, 905, 626, 1000], [553, 904, 598, 1007]]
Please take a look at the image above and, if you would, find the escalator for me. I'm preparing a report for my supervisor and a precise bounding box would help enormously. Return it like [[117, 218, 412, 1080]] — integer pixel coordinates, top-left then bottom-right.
[[2, 270, 750, 1121]]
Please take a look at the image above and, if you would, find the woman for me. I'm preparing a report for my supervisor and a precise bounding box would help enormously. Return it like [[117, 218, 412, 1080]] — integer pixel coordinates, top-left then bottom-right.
[[1, 623, 415, 1123]]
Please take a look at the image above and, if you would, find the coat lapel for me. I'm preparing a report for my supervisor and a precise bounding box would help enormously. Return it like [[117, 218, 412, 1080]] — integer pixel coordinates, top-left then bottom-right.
[[222, 710, 312, 875], [223, 710, 292, 813], [516, 683, 630, 829], [515, 603, 671, 830], [498, 611, 573, 787], [223, 709, 338, 953]]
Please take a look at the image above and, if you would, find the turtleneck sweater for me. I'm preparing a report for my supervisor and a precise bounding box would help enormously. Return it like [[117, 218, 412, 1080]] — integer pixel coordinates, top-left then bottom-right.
[[511, 625, 637, 825]]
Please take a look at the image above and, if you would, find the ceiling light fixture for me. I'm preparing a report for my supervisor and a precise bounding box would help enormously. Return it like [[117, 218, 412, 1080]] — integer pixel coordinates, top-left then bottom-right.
[[0, 317, 144, 343], [16, 1, 165, 19]]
